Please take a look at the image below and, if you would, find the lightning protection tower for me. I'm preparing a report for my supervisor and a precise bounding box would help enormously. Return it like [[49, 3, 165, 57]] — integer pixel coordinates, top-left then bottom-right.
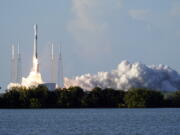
[[11, 45, 16, 83], [16, 43, 22, 83], [57, 45, 64, 88], [50, 43, 56, 83]]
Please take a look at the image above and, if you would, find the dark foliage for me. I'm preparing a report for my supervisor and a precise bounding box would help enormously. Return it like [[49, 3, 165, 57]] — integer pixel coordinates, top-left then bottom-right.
[[0, 86, 179, 108], [164, 91, 180, 107], [124, 88, 164, 108]]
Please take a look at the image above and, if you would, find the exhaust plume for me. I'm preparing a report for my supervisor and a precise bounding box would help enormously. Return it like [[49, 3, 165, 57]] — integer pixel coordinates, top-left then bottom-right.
[[64, 60, 180, 91], [21, 56, 43, 88]]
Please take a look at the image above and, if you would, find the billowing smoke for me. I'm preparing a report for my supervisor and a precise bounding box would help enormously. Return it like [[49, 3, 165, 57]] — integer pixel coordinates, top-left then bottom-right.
[[21, 57, 43, 87], [64, 60, 180, 91], [8, 57, 43, 89]]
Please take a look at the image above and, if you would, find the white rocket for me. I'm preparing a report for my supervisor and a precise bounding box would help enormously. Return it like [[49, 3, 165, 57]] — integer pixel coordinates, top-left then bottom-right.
[[33, 24, 38, 59], [32, 24, 39, 72]]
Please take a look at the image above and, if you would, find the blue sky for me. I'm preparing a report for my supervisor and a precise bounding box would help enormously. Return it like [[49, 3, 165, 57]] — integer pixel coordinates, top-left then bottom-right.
[[0, 0, 180, 90]]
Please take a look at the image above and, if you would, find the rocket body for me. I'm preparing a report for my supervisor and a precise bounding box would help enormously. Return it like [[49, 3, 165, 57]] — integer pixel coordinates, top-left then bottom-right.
[[33, 24, 39, 72], [34, 24, 38, 59]]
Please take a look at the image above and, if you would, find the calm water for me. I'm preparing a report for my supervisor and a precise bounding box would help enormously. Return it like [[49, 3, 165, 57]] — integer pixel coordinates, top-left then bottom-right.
[[0, 109, 179, 135]]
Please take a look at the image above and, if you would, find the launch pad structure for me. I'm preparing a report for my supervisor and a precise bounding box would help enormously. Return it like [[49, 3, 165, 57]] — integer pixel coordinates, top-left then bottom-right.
[[10, 24, 64, 90]]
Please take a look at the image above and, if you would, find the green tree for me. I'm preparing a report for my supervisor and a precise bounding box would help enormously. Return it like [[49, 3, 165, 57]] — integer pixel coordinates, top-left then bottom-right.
[[68, 86, 84, 107], [27, 85, 48, 107], [3, 89, 21, 108], [82, 87, 103, 107], [46, 90, 60, 108], [124, 88, 163, 108], [165, 91, 180, 107], [102, 88, 125, 107], [29, 98, 41, 108], [57, 89, 71, 108]]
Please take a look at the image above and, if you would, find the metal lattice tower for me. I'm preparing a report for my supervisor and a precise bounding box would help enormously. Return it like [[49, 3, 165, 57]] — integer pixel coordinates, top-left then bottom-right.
[[57, 45, 64, 88], [11, 45, 16, 82], [16, 43, 22, 83], [50, 43, 56, 83]]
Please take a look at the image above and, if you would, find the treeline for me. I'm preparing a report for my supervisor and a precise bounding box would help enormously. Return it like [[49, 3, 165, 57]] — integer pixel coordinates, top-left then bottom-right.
[[0, 85, 180, 108]]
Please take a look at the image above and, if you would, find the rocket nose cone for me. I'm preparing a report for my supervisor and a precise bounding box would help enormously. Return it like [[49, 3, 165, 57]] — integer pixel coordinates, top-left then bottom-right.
[[34, 24, 38, 33], [34, 24, 37, 28]]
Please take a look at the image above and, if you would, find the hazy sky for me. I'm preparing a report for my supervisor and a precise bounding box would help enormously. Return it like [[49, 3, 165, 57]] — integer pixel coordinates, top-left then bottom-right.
[[0, 0, 180, 90]]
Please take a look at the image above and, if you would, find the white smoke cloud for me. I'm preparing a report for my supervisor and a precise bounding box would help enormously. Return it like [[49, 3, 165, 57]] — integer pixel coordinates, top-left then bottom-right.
[[21, 71, 43, 88], [64, 60, 180, 91], [21, 57, 43, 87], [7, 83, 23, 90], [8, 57, 43, 89]]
